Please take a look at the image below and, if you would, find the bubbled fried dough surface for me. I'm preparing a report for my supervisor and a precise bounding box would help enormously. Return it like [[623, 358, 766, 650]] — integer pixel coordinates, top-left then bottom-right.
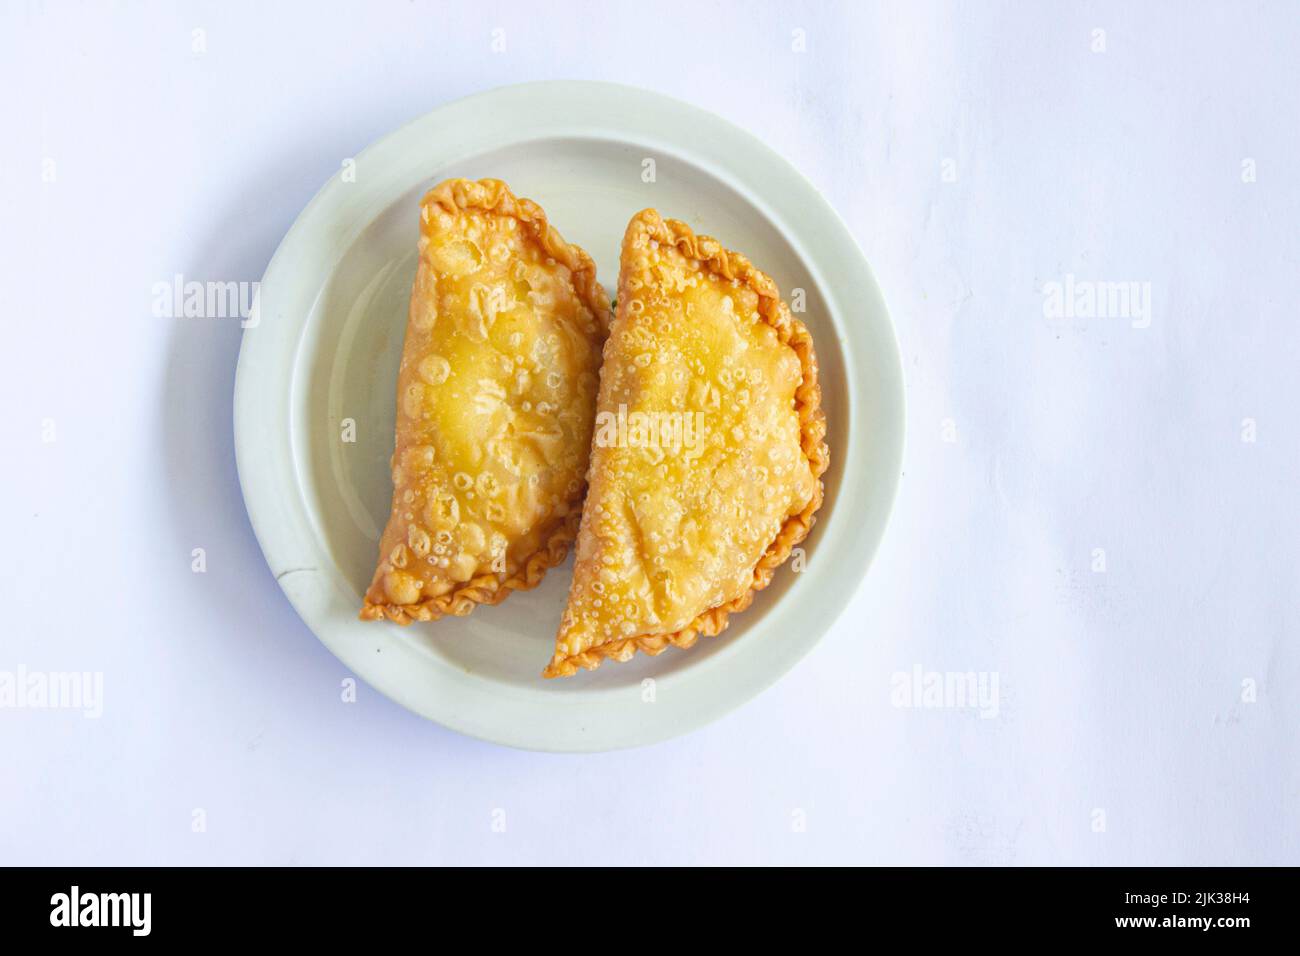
[[544, 209, 828, 677], [361, 179, 610, 623]]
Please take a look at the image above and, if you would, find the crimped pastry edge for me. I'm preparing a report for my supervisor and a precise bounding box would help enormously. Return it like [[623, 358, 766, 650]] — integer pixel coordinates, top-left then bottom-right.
[[361, 178, 611, 624], [543, 208, 830, 676]]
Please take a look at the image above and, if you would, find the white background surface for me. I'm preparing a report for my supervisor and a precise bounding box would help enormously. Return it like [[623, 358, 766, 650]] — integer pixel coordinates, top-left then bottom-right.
[[2, 0, 1296, 865]]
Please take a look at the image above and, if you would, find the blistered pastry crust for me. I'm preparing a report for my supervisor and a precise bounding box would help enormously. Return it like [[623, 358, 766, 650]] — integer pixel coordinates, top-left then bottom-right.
[[361, 178, 610, 624], [543, 209, 829, 677]]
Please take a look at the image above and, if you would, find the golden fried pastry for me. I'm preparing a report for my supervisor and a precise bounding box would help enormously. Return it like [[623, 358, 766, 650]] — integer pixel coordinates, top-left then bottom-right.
[[361, 178, 610, 623], [543, 209, 828, 677]]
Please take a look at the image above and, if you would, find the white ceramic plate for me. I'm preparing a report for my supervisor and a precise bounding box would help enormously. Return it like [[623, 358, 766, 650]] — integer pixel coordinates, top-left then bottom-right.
[[234, 81, 903, 752]]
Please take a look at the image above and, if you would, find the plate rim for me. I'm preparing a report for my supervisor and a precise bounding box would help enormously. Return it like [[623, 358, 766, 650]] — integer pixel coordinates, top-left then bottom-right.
[[233, 80, 905, 752]]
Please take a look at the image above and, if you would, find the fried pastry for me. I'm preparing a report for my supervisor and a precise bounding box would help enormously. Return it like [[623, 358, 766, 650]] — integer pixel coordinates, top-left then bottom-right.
[[543, 209, 828, 676], [361, 178, 610, 623]]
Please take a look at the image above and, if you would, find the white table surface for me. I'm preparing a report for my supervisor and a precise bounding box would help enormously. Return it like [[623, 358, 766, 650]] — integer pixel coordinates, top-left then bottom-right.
[[2, 0, 1296, 866]]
